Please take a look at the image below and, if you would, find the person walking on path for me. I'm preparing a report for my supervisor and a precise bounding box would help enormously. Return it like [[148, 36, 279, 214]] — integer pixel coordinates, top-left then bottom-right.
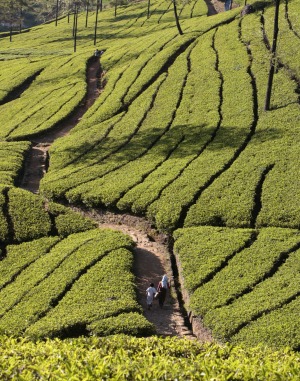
[[156, 274, 170, 309], [224, 0, 232, 11], [146, 282, 157, 310]]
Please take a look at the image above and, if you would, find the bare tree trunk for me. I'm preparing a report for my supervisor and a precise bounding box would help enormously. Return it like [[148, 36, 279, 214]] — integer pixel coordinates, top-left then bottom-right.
[[264, 0, 280, 111], [85, 0, 89, 27], [74, 5, 78, 52], [115, 0, 117, 17], [100, 0, 103, 12], [94, 0, 99, 45], [147, 0, 150, 18], [172, 0, 183, 35], [10, 22, 13, 42], [72, 7, 76, 36], [55, 0, 59, 26], [68, 0, 71, 22]]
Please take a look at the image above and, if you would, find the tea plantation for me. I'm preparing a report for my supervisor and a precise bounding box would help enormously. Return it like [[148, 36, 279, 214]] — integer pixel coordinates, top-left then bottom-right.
[[0, 0, 300, 377]]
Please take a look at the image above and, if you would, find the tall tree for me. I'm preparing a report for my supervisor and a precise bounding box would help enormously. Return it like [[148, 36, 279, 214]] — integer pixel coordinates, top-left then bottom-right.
[[55, 0, 59, 25], [85, 0, 89, 26], [114, 0, 117, 17], [172, 0, 183, 35], [73, 2, 78, 51], [147, 0, 150, 18], [264, 0, 280, 111], [94, 0, 99, 45]]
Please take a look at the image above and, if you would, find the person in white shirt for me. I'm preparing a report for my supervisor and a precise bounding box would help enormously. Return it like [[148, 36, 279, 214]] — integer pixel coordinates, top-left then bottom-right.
[[146, 283, 156, 310]]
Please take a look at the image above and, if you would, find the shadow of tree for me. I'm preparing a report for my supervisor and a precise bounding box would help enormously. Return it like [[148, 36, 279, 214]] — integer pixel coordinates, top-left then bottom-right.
[[52, 122, 283, 171]]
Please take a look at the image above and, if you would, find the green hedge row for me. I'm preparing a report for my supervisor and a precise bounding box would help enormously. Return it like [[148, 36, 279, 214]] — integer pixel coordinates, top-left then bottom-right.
[[42, 75, 165, 198], [0, 229, 134, 336], [0, 230, 103, 319], [46, 202, 96, 236], [204, 244, 300, 341], [190, 228, 300, 316], [173, 226, 254, 292], [184, 13, 300, 229], [8, 188, 52, 242], [65, 43, 192, 207], [0, 335, 300, 380], [0, 141, 31, 186], [88, 312, 155, 337], [232, 295, 300, 349], [117, 30, 220, 214], [0, 58, 45, 103], [264, 1, 300, 78], [0, 236, 60, 292], [147, 19, 253, 231], [48, 71, 165, 172], [287, 0, 300, 37], [0, 53, 88, 140], [26, 248, 153, 339], [174, 226, 300, 348], [179, 0, 208, 18], [0, 187, 96, 244], [0, 186, 9, 242]]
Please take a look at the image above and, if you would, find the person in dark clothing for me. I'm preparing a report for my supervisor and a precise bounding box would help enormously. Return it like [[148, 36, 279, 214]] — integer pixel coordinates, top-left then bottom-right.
[[156, 274, 170, 308]]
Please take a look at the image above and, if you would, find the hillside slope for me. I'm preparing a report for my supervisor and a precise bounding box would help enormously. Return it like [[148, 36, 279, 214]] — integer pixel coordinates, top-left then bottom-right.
[[0, 0, 299, 349]]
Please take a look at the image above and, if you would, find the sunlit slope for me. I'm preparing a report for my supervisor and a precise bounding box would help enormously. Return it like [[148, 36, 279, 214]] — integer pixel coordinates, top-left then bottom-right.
[[0, 0, 232, 140], [40, 1, 300, 232], [1, 0, 300, 349], [174, 226, 300, 348]]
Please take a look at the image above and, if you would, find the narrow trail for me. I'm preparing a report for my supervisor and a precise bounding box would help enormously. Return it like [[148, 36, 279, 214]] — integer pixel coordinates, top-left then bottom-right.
[[19, 57, 101, 194], [71, 207, 210, 339]]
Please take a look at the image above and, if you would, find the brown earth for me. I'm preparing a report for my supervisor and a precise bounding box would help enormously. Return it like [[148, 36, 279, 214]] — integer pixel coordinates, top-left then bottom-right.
[[17, 1, 235, 341]]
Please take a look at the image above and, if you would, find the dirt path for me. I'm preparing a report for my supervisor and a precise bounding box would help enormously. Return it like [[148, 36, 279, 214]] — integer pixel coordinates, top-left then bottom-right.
[[71, 207, 214, 339], [205, 0, 239, 15], [19, 57, 102, 194]]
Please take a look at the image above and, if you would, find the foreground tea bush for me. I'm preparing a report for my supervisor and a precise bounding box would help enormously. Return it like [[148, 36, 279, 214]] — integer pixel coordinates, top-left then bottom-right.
[[0, 335, 299, 380], [0, 187, 154, 338], [0, 228, 154, 338], [0, 187, 96, 243], [0, 141, 31, 186]]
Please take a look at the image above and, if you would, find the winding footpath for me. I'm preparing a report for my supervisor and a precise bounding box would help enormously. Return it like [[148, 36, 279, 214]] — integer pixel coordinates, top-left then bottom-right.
[[20, 58, 101, 194], [72, 206, 206, 339]]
